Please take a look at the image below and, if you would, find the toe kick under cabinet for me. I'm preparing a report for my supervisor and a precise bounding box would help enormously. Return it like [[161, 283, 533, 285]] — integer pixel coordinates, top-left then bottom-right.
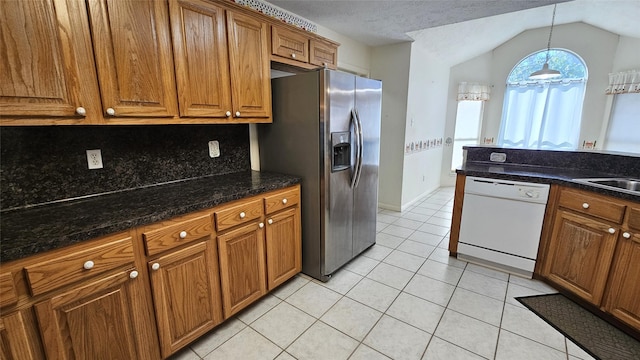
[[0, 185, 302, 359]]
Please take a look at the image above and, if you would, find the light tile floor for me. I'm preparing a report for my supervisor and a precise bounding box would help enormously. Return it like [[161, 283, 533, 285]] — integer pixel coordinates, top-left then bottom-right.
[[170, 187, 596, 360]]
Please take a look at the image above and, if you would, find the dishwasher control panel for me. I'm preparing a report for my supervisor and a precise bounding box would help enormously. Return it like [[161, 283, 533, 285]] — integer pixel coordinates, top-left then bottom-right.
[[465, 177, 550, 204]]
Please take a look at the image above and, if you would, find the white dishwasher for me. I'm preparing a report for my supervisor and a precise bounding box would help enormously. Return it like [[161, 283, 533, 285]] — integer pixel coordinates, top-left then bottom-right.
[[457, 176, 550, 278]]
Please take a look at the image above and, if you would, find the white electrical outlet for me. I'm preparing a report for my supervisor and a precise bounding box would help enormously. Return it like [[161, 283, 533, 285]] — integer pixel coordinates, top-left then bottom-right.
[[86, 149, 103, 169], [208, 141, 220, 158]]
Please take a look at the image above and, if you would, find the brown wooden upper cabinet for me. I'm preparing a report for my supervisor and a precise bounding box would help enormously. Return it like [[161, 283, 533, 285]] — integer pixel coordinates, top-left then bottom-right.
[[270, 24, 339, 70], [87, 0, 178, 119], [0, 0, 102, 125], [169, 0, 271, 121]]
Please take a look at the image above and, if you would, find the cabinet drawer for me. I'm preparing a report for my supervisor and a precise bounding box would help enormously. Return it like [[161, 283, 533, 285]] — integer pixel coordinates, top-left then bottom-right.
[[24, 235, 134, 296], [264, 187, 300, 215], [215, 198, 263, 232], [628, 207, 640, 232], [559, 189, 626, 224], [272, 26, 309, 63], [142, 213, 213, 256], [0, 272, 18, 307]]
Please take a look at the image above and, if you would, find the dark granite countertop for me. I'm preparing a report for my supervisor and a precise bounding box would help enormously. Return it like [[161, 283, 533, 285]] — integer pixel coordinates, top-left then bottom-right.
[[0, 171, 300, 263], [457, 162, 640, 202]]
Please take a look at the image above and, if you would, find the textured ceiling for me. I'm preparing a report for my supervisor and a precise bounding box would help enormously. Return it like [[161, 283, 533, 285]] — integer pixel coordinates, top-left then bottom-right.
[[266, 0, 640, 46]]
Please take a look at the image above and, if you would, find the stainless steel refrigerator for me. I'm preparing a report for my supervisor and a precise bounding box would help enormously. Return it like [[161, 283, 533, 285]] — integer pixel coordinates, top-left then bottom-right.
[[259, 69, 382, 282]]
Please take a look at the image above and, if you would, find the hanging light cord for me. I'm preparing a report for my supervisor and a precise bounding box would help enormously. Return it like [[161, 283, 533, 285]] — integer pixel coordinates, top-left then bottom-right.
[[544, 4, 557, 63]]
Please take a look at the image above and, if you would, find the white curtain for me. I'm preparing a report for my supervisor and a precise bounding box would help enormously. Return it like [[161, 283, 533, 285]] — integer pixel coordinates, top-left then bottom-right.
[[498, 80, 585, 149], [457, 82, 491, 101], [605, 70, 640, 94]]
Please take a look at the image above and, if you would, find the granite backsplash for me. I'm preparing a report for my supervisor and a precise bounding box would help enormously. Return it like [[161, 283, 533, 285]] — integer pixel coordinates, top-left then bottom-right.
[[463, 146, 640, 177], [1, 125, 250, 210]]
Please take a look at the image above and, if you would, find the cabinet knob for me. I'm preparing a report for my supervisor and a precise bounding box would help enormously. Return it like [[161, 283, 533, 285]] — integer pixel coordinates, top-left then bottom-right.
[[129, 270, 139, 279], [83, 260, 95, 270], [152, 263, 160, 271], [291, 53, 296, 58], [235, 111, 241, 117], [179, 231, 187, 239], [268, 219, 273, 225], [282, 198, 288, 204], [226, 111, 231, 117], [239, 212, 246, 219], [608, 228, 616, 234], [582, 203, 589, 209], [323, 62, 327, 66], [106, 108, 116, 116], [623, 232, 631, 239], [259, 222, 264, 228], [76, 107, 86, 116]]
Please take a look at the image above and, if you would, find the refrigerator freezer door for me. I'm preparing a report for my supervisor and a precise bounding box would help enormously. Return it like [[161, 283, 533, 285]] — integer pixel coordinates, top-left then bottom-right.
[[323, 70, 355, 275], [352, 76, 382, 256]]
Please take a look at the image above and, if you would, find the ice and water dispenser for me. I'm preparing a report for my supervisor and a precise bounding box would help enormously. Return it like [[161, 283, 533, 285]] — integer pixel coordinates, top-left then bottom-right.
[[331, 131, 351, 172]]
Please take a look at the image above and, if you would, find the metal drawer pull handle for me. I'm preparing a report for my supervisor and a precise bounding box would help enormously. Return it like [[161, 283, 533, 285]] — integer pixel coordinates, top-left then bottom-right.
[[608, 228, 616, 234], [129, 270, 139, 279], [282, 198, 288, 204], [239, 212, 246, 219], [83, 260, 94, 270], [268, 219, 273, 225], [179, 231, 187, 239], [623, 232, 631, 239], [152, 263, 160, 271], [259, 222, 264, 228], [582, 203, 589, 209]]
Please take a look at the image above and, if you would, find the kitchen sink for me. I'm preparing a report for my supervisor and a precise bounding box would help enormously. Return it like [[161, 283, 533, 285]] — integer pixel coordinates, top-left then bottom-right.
[[574, 178, 640, 195]]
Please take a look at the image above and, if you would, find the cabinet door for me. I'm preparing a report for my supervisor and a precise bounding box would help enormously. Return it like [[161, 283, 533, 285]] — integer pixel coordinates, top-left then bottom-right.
[[604, 230, 640, 330], [310, 39, 338, 69], [87, 0, 178, 118], [0, 0, 100, 124], [0, 309, 45, 360], [542, 209, 618, 305], [271, 25, 310, 63], [148, 240, 223, 357], [265, 207, 301, 290], [217, 221, 266, 318], [34, 268, 156, 359], [226, 10, 271, 121], [169, 0, 232, 118]]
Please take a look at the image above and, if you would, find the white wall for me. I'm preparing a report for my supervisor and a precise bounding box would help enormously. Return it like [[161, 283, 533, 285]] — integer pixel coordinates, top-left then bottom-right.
[[484, 22, 620, 146], [402, 44, 449, 206], [370, 43, 412, 210]]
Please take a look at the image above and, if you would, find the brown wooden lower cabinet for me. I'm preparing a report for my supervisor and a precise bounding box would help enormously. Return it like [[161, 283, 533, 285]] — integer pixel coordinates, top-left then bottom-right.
[[217, 221, 267, 318], [0, 308, 45, 360], [0, 185, 302, 359], [538, 186, 640, 334], [604, 230, 640, 329], [265, 207, 302, 290], [542, 209, 618, 305], [148, 240, 223, 358], [34, 267, 156, 359]]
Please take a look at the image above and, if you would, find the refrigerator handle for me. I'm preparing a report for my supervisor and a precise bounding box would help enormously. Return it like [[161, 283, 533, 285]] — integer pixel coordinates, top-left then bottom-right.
[[350, 109, 362, 189], [354, 108, 364, 188]]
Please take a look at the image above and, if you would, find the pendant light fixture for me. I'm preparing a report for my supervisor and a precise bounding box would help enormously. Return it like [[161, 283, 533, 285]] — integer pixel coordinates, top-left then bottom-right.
[[529, 4, 562, 80]]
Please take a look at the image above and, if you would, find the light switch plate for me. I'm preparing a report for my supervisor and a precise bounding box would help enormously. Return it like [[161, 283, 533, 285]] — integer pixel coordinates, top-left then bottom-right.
[[208, 141, 220, 158]]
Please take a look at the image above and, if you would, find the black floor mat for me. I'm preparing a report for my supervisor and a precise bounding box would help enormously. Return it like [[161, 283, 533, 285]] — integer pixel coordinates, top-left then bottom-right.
[[516, 293, 640, 360]]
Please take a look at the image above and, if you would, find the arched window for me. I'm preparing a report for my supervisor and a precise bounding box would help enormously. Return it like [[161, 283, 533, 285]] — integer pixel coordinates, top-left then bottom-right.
[[498, 49, 588, 150]]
